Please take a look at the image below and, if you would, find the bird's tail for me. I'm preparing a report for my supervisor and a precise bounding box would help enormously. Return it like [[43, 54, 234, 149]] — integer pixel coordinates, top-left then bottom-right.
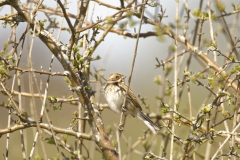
[[137, 110, 160, 134]]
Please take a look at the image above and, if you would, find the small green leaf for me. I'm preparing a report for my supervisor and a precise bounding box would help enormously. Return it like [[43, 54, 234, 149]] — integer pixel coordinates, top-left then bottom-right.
[[154, 75, 162, 85], [216, 0, 225, 12]]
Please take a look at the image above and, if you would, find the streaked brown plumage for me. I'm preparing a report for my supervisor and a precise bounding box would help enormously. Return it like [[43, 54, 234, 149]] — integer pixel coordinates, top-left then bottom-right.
[[103, 73, 160, 134]]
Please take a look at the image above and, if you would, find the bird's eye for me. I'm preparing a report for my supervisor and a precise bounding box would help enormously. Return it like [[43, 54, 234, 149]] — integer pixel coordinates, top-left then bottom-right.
[[116, 76, 119, 78]]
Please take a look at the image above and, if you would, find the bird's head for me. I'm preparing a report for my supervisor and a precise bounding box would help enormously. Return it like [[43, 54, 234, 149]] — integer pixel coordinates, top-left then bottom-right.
[[107, 73, 125, 84]]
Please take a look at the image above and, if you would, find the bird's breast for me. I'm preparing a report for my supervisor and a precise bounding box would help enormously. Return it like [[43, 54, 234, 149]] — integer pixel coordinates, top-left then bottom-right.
[[104, 85, 124, 114]]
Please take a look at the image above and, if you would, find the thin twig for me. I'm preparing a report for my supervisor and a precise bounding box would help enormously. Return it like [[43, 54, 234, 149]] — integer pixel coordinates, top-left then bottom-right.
[[170, 0, 179, 159], [211, 122, 240, 159], [120, 0, 147, 135]]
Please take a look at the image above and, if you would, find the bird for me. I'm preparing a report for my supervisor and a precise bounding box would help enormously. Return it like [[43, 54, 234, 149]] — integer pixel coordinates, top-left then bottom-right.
[[103, 73, 160, 134]]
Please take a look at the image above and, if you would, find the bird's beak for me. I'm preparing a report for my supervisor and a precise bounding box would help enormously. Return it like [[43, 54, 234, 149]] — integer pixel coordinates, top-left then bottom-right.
[[122, 76, 126, 82]]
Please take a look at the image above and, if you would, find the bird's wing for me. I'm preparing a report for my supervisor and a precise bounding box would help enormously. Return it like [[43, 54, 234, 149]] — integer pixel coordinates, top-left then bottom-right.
[[119, 83, 143, 111]]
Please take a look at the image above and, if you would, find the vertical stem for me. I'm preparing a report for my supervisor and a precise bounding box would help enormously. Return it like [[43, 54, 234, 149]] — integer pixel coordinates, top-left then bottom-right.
[[170, 0, 179, 159], [208, 0, 217, 62], [116, 131, 122, 160], [12, 9, 27, 159], [78, 103, 83, 158], [120, 0, 147, 135], [5, 109, 11, 160]]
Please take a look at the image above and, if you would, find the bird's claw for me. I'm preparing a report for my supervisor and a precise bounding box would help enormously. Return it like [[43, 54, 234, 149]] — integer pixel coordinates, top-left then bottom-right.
[[121, 106, 126, 112], [118, 124, 124, 131]]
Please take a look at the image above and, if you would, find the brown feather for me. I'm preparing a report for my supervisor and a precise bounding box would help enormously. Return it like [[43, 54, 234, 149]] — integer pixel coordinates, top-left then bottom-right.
[[104, 73, 160, 133]]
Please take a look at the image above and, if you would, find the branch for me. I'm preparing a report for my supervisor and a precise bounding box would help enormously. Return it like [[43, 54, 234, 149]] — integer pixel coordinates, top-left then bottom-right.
[[68, 0, 90, 57], [5, 1, 119, 159], [0, 122, 92, 140], [11, 67, 66, 76], [137, 14, 239, 92], [56, 0, 74, 34]]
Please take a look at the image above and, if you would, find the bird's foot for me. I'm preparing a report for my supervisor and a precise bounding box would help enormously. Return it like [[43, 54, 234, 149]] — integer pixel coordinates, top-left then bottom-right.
[[118, 124, 124, 132], [121, 106, 126, 112]]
